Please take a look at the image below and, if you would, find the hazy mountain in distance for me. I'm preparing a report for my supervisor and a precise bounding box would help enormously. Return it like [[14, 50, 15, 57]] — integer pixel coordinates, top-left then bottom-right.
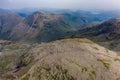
[[0, 8, 12, 14], [13, 8, 41, 17], [13, 8, 120, 20], [95, 10, 120, 21]]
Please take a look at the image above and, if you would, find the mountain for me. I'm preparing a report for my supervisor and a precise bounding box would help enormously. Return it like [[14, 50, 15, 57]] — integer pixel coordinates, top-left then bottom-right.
[[74, 18, 120, 40], [0, 10, 120, 43], [0, 14, 23, 39], [0, 8, 12, 14], [0, 38, 120, 80], [73, 18, 120, 52], [62, 10, 120, 22], [9, 11, 87, 42], [95, 11, 120, 21], [0, 10, 102, 42], [14, 9, 120, 21]]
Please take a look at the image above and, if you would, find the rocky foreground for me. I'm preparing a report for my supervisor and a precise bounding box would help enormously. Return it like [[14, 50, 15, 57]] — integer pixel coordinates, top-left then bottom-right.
[[0, 38, 120, 80]]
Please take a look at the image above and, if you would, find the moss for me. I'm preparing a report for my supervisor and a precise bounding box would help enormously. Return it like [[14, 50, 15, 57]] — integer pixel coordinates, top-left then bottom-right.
[[89, 73, 95, 80], [116, 77, 120, 80], [91, 70, 96, 78], [105, 49, 109, 53], [66, 58, 82, 68], [21, 74, 30, 80], [3, 74, 16, 80], [52, 38, 94, 44], [97, 59, 110, 70], [88, 70, 97, 80], [81, 67, 88, 73], [92, 46, 99, 50], [114, 58, 120, 61], [15, 54, 34, 78], [33, 64, 75, 80], [16, 53, 34, 68], [0, 43, 31, 76], [0, 55, 14, 73]]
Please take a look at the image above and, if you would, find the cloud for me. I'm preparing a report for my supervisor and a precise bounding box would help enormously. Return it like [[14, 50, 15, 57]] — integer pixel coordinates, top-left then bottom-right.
[[0, 0, 120, 10], [0, 0, 8, 7]]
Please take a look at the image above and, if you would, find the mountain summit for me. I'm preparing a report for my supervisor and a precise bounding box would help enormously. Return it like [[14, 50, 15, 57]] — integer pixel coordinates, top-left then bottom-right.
[[0, 38, 120, 80]]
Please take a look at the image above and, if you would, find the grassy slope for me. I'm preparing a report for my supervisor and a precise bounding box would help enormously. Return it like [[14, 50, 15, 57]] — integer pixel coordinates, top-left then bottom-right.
[[0, 38, 120, 80]]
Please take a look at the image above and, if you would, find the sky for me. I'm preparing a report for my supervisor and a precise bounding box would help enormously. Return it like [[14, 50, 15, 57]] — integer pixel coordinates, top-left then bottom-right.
[[0, 0, 120, 10]]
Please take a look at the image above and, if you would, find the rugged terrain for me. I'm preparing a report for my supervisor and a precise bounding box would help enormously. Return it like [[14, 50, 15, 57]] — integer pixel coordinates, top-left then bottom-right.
[[9, 11, 88, 42], [0, 9, 120, 80], [74, 18, 120, 52], [0, 38, 120, 80], [1, 9, 120, 43], [0, 13, 23, 39]]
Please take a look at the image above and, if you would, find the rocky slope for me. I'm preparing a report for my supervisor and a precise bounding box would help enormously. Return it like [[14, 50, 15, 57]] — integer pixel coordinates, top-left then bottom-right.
[[0, 14, 23, 39], [9, 11, 87, 42], [74, 18, 120, 52], [0, 38, 120, 80], [0, 10, 118, 43], [0, 11, 102, 43], [74, 18, 120, 39]]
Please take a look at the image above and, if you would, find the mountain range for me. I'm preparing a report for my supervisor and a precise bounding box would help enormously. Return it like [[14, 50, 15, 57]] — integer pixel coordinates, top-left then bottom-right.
[[0, 9, 120, 42], [0, 8, 120, 80]]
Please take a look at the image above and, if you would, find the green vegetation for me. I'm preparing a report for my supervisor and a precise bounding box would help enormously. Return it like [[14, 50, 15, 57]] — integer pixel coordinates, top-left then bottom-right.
[[33, 64, 75, 80], [116, 77, 120, 80], [0, 54, 15, 73], [3, 74, 16, 80], [81, 67, 88, 73], [97, 59, 110, 70], [16, 53, 34, 68], [114, 58, 120, 62], [90, 70, 96, 78], [54, 38, 94, 44], [92, 46, 99, 50], [0, 43, 30, 74], [21, 74, 30, 80]]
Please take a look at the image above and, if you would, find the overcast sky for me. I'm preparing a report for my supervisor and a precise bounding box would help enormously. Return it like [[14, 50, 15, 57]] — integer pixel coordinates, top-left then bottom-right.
[[0, 0, 120, 10]]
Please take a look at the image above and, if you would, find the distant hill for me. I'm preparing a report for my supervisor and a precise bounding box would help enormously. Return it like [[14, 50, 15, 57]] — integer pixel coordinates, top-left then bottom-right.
[[74, 18, 120, 40], [73, 18, 120, 51], [14, 9, 120, 21], [0, 8, 12, 14]]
